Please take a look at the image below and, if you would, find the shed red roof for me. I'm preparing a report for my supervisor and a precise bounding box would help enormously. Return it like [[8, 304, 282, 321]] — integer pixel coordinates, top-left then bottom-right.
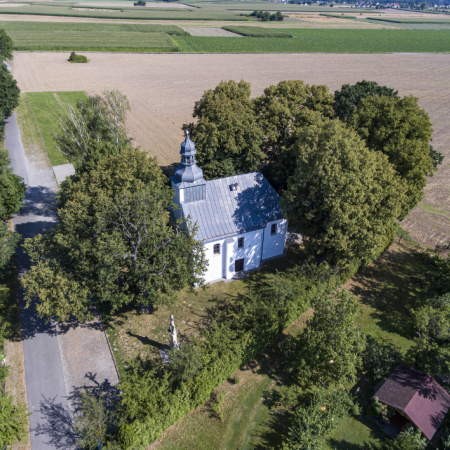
[[373, 365, 450, 440]]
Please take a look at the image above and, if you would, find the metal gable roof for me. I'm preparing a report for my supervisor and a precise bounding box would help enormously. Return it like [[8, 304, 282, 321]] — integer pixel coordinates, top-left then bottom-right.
[[181, 172, 283, 242]]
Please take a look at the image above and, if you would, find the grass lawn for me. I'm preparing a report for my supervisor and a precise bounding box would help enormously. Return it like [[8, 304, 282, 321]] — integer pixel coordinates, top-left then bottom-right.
[[19, 92, 87, 166], [102, 240, 437, 449]]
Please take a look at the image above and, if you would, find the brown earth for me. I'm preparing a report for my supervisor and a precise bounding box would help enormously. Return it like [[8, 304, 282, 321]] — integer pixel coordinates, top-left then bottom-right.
[[10, 52, 450, 247]]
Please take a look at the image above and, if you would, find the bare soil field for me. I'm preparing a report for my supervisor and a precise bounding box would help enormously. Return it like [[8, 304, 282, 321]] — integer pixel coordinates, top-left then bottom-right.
[[182, 26, 242, 36], [11, 52, 450, 247]]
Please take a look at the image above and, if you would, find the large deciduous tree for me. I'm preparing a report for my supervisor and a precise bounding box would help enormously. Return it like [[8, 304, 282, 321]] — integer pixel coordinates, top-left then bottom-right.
[[54, 90, 131, 173], [254, 80, 335, 186], [21, 149, 207, 321], [289, 290, 365, 387], [184, 80, 264, 180], [0, 148, 26, 220], [0, 63, 19, 135], [349, 95, 434, 220], [333, 80, 399, 121], [0, 29, 13, 61], [283, 118, 404, 267]]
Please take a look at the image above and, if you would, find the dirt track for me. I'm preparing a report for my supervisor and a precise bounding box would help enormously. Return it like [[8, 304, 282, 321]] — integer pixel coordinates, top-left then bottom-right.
[[11, 52, 450, 247]]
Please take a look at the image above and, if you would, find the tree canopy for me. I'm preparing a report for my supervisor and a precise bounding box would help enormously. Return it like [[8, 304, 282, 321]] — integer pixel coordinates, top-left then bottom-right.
[[54, 89, 131, 173], [350, 95, 434, 220], [184, 80, 264, 180], [334, 80, 398, 121], [21, 149, 207, 321], [0, 148, 26, 220], [0, 393, 30, 449], [289, 289, 365, 387], [0, 29, 13, 61], [283, 118, 404, 267], [254, 80, 334, 186], [0, 63, 19, 127]]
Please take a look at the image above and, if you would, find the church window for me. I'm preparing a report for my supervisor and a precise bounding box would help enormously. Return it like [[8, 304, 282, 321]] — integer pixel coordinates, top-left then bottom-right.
[[271, 224, 277, 235], [213, 244, 220, 255], [238, 237, 244, 249]]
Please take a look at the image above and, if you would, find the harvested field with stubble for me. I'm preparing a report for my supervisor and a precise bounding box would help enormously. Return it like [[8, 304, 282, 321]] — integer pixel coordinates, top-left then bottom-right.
[[11, 52, 450, 248]]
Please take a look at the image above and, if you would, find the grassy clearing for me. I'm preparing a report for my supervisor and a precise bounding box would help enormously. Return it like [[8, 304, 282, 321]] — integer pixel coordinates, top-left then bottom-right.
[[222, 26, 293, 38], [143, 242, 430, 449], [23, 92, 87, 166], [174, 29, 450, 53], [1, 255, 30, 450]]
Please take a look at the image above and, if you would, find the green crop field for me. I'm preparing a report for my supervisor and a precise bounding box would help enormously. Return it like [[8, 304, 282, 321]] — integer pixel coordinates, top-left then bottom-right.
[[222, 26, 293, 38], [174, 29, 450, 53], [367, 16, 450, 23], [24, 92, 87, 166], [0, 21, 182, 51]]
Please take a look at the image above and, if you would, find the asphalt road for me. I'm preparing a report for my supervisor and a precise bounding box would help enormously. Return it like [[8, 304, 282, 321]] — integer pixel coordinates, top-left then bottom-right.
[[5, 112, 74, 450]]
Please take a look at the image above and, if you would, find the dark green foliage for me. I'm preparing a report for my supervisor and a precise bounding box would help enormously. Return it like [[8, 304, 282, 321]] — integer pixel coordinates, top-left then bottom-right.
[[441, 427, 450, 449], [386, 425, 426, 450], [0, 63, 19, 124], [288, 289, 366, 387], [285, 387, 360, 450], [0, 393, 30, 449], [430, 144, 444, 170], [283, 118, 403, 267], [116, 264, 338, 449], [0, 216, 21, 270], [369, 397, 395, 423], [334, 80, 398, 120], [410, 293, 450, 385], [68, 51, 88, 63], [184, 80, 264, 180], [249, 10, 283, 21], [134, 0, 146, 5], [75, 390, 118, 450], [0, 148, 26, 220], [54, 90, 131, 173], [0, 29, 13, 60], [166, 343, 204, 383], [21, 149, 207, 321], [362, 337, 402, 381], [254, 79, 334, 186], [350, 94, 434, 220]]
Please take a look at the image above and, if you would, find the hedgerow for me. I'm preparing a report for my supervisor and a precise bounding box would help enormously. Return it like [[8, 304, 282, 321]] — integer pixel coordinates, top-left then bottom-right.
[[222, 26, 293, 38], [113, 232, 394, 448]]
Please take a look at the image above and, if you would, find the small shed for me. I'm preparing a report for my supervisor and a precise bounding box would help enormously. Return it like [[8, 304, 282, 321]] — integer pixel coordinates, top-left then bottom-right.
[[373, 365, 450, 440]]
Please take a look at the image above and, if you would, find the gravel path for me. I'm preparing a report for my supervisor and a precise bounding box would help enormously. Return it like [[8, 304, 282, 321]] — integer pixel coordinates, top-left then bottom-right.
[[7, 105, 119, 449], [182, 27, 243, 37]]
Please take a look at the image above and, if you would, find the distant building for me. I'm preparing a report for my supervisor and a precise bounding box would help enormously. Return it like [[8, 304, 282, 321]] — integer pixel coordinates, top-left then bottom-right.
[[373, 365, 450, 440], [171, 131, 287, 284]]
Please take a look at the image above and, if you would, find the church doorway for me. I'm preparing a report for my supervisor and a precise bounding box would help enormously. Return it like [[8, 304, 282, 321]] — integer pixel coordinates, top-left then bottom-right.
[[235, 258, 244, 272]]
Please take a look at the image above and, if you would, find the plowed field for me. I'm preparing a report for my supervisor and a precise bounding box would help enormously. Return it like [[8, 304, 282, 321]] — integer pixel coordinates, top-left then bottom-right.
[[11, 52, 450, 247]]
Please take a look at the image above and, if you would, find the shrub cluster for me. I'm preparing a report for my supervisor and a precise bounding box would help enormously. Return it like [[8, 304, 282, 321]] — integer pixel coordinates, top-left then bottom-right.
[[249, 10, 284, 21], [68, 51, 88, 63]]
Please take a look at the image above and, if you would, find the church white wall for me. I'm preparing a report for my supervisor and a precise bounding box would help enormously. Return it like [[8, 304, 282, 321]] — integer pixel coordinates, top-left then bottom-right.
[[202, 229, 263, 283], [262, 219, 288, 260]]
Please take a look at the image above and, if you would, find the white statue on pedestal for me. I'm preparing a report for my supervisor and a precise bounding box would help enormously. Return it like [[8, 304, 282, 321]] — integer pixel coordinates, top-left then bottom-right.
[[169, 314, 179, 349]]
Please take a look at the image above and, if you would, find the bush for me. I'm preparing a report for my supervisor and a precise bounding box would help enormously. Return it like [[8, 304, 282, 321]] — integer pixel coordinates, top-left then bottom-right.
[[362, 337, 402, 380], [68, 52, 88, 63], [134, 0, 146, 5], [0, 149, 26, 220]]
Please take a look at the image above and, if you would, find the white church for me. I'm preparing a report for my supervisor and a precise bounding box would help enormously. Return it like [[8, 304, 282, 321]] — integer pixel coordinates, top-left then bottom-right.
[[171, 131, 287, 284]]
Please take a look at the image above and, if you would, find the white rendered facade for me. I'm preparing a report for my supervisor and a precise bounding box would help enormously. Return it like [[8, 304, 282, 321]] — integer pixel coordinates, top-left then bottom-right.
[[171, 131, 288, 284]]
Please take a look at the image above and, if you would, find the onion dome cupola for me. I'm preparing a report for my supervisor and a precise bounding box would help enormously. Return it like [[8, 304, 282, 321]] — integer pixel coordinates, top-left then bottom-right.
[[175, 130, 204, 183]]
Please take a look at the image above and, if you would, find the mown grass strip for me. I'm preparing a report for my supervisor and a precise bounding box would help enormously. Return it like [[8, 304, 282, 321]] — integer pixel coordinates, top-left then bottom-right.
[[25, 92, 87, 166], [174, 29, 450, 53], [222, 26, 293, 38]]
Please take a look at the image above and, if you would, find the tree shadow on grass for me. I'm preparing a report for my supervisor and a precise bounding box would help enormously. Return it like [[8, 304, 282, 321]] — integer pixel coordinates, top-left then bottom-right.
[[345, 247, 428, 340], [127, 331, 166, 350]]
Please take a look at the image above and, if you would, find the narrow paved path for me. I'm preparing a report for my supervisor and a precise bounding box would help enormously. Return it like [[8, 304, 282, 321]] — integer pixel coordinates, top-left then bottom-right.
[[5, 113, 74, 450], [6, 103, 119, 449]]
